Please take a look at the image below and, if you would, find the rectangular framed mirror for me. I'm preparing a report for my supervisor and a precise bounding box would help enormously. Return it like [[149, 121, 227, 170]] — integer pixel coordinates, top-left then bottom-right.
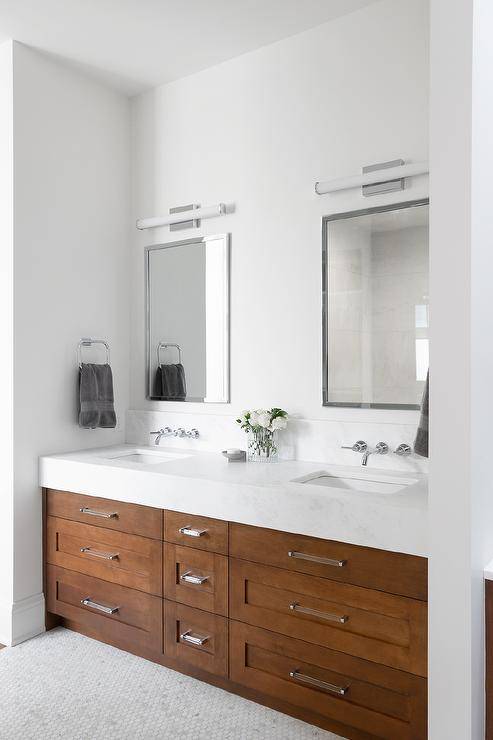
[[322, 199, 429, 409], [146, 234, 230, 403]]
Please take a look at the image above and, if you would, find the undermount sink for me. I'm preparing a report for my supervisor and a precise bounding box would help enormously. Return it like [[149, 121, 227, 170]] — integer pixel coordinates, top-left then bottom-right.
[[101, 448, 191, 465], [294, 470, 418, 495]]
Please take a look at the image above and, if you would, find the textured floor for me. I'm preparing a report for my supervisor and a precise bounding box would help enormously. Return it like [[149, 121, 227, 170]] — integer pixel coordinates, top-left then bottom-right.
[[0, 628, 342, 739]]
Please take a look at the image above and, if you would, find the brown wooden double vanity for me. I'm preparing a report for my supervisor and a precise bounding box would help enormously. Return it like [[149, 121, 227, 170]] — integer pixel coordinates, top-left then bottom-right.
[[43, 488, 428, 739]]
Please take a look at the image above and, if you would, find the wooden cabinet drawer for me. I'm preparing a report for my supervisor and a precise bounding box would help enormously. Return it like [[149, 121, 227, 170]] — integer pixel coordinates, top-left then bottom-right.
[[165, 511, 228, 555], [230, 621, 427, 740], [46, 565, 162, 658], [164, 544, 228, 616], [230, 523, 427, 601], [46, 516, 162, 596], [46, 489, 162, 540], [487, 580, 493, 740], [165, 601, 228, 677], [230, 559, 427, 677]]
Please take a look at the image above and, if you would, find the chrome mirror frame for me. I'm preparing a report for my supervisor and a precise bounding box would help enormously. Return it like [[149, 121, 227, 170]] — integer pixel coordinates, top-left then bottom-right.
[[322, 198, 429, 410]]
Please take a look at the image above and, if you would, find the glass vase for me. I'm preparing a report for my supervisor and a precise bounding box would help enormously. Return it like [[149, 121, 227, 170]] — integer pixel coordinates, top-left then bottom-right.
[[247, 428, 279, 463]]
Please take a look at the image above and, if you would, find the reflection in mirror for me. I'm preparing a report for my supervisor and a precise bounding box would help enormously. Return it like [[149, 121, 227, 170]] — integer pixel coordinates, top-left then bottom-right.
[[146, 234, 230, 402], [322, 199, 429, 409]]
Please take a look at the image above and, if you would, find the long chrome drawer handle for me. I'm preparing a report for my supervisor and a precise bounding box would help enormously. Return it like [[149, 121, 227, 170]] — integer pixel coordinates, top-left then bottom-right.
[[289, 602, 348, 624], [80, 547, 119, 561], [80, 507, 118, 519], [180, 571, 209, 585], [289, 669, 349, 696], [180, 630, 209, 646], [288, 551, 346, 568], [179, 526, 207, 538], [81, 598, 119, 615]]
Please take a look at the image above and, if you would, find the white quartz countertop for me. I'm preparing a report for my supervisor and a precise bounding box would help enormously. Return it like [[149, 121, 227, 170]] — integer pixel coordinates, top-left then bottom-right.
[[39, 444, 428, 557], [485, 560, 493, 580]]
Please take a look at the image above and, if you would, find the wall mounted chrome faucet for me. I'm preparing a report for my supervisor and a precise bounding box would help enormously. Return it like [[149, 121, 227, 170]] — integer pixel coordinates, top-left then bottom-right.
[[342, 440, 413, 465], [341, 440, 389, 466], [150, 427, 200, 445]]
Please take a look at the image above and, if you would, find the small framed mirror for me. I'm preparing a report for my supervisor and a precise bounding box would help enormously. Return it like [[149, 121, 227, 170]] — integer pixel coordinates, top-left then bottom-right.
[[322, 199, 429, 409], [146, 234, 230, 403]]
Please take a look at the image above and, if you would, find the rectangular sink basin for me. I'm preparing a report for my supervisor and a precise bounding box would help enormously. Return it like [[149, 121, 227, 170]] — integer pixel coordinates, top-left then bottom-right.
[[295, 470, 418, 495], [101, 449, 191, 465]]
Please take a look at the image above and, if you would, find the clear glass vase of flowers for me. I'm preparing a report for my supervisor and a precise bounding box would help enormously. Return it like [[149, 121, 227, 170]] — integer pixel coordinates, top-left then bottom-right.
[[236, 408, 288, 462]]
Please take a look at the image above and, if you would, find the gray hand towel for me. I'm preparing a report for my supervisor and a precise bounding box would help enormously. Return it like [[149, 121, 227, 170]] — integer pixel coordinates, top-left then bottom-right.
[[79, 363, 117, 429], [414, 370, 429, 457], [155, 363, 187, 400]]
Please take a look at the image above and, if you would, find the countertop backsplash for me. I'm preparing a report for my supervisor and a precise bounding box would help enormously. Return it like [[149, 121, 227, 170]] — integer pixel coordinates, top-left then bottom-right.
[[126, 409, 428, 474]]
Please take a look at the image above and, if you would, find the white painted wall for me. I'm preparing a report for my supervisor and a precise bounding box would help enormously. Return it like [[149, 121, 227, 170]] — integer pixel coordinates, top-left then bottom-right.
[[470, 2, 493, 734], [4, 43, 131, 644], [0, 40, 14, 647], [130, 0, 429, 458], [429, 0, 493, 737]]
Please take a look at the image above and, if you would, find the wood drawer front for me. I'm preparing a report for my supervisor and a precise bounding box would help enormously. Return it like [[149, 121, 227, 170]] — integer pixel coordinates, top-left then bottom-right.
[[487, 580, 493, 740], [46, 489, 162, 540], [46, 565, 162, 658], [229, 523, 427, 601], [165, 511, 228, 555], [230, 559, 427, 677], [46, 516, 162, 596], [165, 601, 228, 677], [164, 544, 228, 616], [230, 622, 427, 740]]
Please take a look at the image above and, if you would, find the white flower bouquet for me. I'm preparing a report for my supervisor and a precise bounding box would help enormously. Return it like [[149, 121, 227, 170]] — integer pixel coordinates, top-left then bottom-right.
[[236, 408, 288, 462]]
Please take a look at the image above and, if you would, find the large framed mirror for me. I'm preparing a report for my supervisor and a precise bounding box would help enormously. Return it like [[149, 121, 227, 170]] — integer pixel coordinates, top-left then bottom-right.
[[322, 199, 429, 409], [146, 234, 230, 403]]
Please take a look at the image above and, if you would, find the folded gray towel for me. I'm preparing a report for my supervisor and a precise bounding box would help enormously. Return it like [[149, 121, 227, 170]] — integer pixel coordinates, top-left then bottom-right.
[[154, 363, 187, 400], [414, 370, 429, 457], [79, 363, 117, 428]]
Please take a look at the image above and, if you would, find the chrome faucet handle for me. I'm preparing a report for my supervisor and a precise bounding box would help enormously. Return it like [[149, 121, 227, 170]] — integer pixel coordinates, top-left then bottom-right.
[[394, 443, 412, 456], [341, 440, 368, 453], [174, 428, 186, 438], [375, 442, 389, 455], [187, 429, 200, 439]]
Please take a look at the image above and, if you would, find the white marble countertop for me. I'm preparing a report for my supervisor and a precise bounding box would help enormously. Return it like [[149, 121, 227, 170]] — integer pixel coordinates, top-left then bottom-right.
[[39, 444, 428, 557], [485, 560, 493, 580]]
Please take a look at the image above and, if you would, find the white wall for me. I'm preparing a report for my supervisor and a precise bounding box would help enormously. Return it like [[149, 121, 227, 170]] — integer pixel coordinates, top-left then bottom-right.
[[470, 2, 493, 735], [429, 0, 493, 737], [130, 0, 429, 459], [0, 40, 14, 646], [4, 43, 131, 644]]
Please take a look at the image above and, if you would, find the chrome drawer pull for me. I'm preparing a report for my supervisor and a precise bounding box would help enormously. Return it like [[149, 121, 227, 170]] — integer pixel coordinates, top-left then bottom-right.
[[81, 598, 119, 615], [289, 669, 349, 696], [180, 571, 209, 585], [80, 547, 119, 561], [80, 507, 118, 519], [179, 526, 207, 538], [289, 602, 348, 624], [180, 630, 209, 646], [288, 551, 346, 568]]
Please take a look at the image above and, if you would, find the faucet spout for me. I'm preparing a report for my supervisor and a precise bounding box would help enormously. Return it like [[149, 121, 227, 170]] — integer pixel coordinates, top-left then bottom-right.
[[341, 440, 389, 467]]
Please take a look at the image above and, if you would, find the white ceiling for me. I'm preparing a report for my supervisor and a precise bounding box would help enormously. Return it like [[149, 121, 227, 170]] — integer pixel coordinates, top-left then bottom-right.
[[0, 0, 378, 95]]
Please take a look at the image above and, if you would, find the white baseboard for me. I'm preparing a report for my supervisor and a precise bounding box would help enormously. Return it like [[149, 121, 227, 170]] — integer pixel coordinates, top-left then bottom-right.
[[0, 593, 45, 646], [0, 598, 12, 646]]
